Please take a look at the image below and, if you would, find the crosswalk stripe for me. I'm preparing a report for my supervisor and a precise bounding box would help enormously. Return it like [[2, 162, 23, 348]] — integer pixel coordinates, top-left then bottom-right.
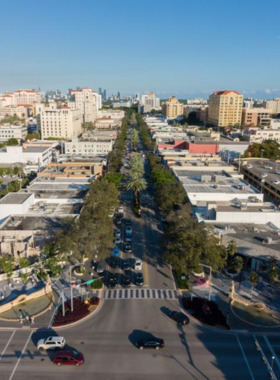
[[104, 289, 177, 300]]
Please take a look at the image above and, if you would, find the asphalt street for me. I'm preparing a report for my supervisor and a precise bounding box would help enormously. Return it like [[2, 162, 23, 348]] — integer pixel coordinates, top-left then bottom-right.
[[0, 128, 279, 379]]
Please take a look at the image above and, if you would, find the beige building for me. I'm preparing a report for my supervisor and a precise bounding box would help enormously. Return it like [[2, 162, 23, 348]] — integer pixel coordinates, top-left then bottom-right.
[[242, 108, 272, 127], [243, 127, 280, 143], [208, 90, 243, 127], [0, 90, 41, 108], [263, 98, 280, 114], [162, 96, 184, 119], [37, 106, 82, 139], [0, 104, 32, 119], [69, 88, 102, 123], [0, 124, 28, 142]]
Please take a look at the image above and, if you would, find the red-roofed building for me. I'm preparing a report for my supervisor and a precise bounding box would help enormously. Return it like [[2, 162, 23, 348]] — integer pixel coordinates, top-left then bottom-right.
[[208, 90, 243, 128]]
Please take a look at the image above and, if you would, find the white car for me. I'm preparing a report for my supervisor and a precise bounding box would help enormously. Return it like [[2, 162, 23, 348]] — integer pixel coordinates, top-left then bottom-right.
[[262, 173, 268, 178], [134, 259, 142, 271], [37, 336, 65, 351], [118, 206, 124, 214], [273, 180, 280, 185], [264, 165, 273, 170], [246, 164, 252, 169]]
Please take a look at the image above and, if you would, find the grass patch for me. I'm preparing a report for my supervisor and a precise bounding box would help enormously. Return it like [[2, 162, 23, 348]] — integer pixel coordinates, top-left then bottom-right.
[[175, 270, 189, 289]]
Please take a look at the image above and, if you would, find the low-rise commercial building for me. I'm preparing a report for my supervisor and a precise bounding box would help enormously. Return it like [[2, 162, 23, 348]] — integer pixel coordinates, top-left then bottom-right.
[[97, 109, 125, 120], [242, 108, 272, 127], [64, 138, 113, 156], [0, 104, 32, 119], [243, 127, 280, 143], [0, 124, 28, 142], [37, 161, 103, 179], [0, 145, 52, 169], [94, 117, 121, 129]]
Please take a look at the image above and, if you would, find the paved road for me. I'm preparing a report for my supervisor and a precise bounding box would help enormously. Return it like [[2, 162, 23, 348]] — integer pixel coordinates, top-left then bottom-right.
[[1, 300, 279, 380]]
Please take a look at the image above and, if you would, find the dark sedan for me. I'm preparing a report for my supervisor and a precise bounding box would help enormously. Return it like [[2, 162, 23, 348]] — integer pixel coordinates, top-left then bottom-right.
[[123, 259, 130, 271], [169, 311, 190, 325], [136, 338, 164, 350], [124, 244, 132, 253], [122, 274, 131, 288], [108, 274, 118, 288], [110, 257, 119, 268], [135, 272, 144, 286]]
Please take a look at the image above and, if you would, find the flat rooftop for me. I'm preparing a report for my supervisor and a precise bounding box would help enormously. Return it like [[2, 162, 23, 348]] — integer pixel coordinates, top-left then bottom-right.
[[242, 159, 280, 184], [28, 183, 90, 192], [183, 183, 259, 195], [32, 190, 87, 200], [215, 202, 279, 213], [28, 202, 83, 215], [24, 146, 50, 153], [0, 192, 32, 205], [0, 215, 75, 231]]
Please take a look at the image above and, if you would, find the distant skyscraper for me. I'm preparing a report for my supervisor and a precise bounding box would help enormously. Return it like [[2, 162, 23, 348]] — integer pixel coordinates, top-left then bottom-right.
[[99, 87, 102, 96], [117, 91, 120, 99], [103, 89, 107, 100]]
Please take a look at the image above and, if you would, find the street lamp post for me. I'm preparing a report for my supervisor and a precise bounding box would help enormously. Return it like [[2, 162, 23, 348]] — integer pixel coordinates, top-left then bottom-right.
[[199, 263, 212, 301], [69, 263, 81, 312], [271, 356, 275, 371]]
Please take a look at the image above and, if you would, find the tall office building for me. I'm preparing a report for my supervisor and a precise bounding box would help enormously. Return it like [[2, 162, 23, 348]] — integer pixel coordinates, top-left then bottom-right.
[[99, 88, 102, 96], [208, 90, 243, 127], [37, 105, 82, 139], [117, 91, 120, 99], [103, 90, 107, 100], [263, 98, 280, 114], [162, 96, 183, 118], [140, 92, 161, 113], [69, 87, 102, 123]]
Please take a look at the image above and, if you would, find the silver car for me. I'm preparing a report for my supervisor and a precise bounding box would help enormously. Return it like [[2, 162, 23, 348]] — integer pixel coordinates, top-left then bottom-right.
[[97, 261, 106, 274]]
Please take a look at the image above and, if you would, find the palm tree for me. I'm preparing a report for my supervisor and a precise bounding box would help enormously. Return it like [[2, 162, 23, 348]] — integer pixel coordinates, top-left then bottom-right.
[[131, 128, 139, 150], [248, 271, 258, 300], [127, 176, 147, 197]]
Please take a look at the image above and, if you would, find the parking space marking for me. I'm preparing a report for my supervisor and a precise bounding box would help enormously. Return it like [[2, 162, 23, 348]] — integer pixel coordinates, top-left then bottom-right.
[[0, 330, 16, 361], [264, 336, 280, 371], [236, 335, 255, 380], [8, 331, 33, 380]]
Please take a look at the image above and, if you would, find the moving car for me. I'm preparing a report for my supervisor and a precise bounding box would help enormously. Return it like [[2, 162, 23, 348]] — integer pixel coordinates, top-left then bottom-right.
[[169, 311, 190, 325], [122, 274, 131, 287], [108, 274, 118, 288], [96, 261, 106, 274], [123, 259, 131, 271], [135, 272, 144, 286], [53, 350, 84, 366], [134, 259, 142, 270], [124, 244, 132, 253], [37, 336, 65, 351], [136, 338, 164, 350]]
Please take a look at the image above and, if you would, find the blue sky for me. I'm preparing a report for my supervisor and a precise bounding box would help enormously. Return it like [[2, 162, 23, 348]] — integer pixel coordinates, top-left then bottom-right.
[[0, 0, 280, 99]]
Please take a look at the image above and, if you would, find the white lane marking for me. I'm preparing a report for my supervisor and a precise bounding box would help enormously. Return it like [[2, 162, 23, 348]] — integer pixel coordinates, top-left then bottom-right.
[[235, 335, 255, 380], [9, 331, 33, 380], [264, 336, 280, 371], [0, 330, 16, 361]]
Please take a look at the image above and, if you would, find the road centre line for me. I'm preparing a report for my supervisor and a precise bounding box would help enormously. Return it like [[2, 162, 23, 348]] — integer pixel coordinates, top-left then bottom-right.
[[9, 331, 33, 380], [264, 336, 280, 371], [235, 335, 255, 380], [0, 330, 16, 361]]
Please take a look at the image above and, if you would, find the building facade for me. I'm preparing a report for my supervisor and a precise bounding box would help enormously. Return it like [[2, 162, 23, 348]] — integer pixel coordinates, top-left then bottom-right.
[[162, 96, 184, 119], [263, 98, 280, 114], [69, 88, 102, 123], [37, 106, 82, 139], [0, 124, 28, 142], [64, 138, 113, 156], [208, 90, 243, 127], [242, 108, 272, 127], [0, 90, 41, 108], [243, 127, 280, 143], [140, 92, 161, 113]]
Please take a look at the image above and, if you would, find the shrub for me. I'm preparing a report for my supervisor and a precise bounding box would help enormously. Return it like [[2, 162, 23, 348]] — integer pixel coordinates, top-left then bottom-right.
[[91, 279, 103, 289], [53, 299, 90, 327]]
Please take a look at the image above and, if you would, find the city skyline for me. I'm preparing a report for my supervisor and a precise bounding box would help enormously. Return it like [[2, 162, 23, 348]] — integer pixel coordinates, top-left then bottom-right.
[[0, 0, 280, 99]]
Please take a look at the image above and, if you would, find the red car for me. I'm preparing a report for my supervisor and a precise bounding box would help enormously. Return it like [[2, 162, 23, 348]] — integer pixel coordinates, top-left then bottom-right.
[[194, 277, 206, 286], [53, 351, 84, 366]]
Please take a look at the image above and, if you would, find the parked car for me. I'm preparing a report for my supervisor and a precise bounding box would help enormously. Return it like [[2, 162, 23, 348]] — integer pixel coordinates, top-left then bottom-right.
[[136, 338, 164, 350], [122, 274, 131, 288], [264, 165, 273, 170], [110, 257, 119, 268], [261, 173, 268, 178], [123, 258, 131, 271], [115, 229, 121, 238], [169, 311, 190, 325], [273, 180, 280, 185], [118, 206, 124, 214], [125, 226, 132, 236], [115, 237, 121, 245], [134, 259, 142, 270], [96, 261, 106, 274], [37, 336, 65, 351], [124, 244, 132, 253], [125, 236, 132, 243], [111, 247, 119, 257], [108, 274, 118, 288], [135, 272, 144, 286], [53, 351, 84, 366], [115, 213, 123, 225], [246, 164, 252, 169]]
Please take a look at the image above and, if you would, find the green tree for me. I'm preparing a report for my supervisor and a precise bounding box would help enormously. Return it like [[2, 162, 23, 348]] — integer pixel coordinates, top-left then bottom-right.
[[6, 138, 19, 146], [243, 140, 280, 160], [127, 176, 147, 197], [105, 172, 123, 187], [131, 128, 139, 150], [268, 256, 279, 284], [0, 255, 15, 280], [155, 182, 186, 212], [227, 240, 237, 259], [248, 271, 258, 299], [129, 113, 137, 126], [228, 256, 243, 273]]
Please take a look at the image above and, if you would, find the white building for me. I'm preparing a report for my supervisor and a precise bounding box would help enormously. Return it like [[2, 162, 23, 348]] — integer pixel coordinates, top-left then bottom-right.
[[263, 98, 280, 114], [140, 92, 161, 113], [186, 98, 208, 105], [0, 145, 52, 169], [37, 106, 82, 139], [98, 109, 125, 119], [64, 138, 113, 156], [270, 119, 280, 129], [243, 127, 280, 143], [69, 88, 102, 123], [94, 117, 122, 129], [0, 124, 28, 142], [0, 193, 35, 224], [0, 104, 32, 119], [0, 90, 41, 108], [243, 99, 254, 108]]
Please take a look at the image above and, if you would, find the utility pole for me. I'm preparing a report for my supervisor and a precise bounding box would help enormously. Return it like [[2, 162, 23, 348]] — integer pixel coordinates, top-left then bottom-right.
[[61, 290, 65, 317]]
